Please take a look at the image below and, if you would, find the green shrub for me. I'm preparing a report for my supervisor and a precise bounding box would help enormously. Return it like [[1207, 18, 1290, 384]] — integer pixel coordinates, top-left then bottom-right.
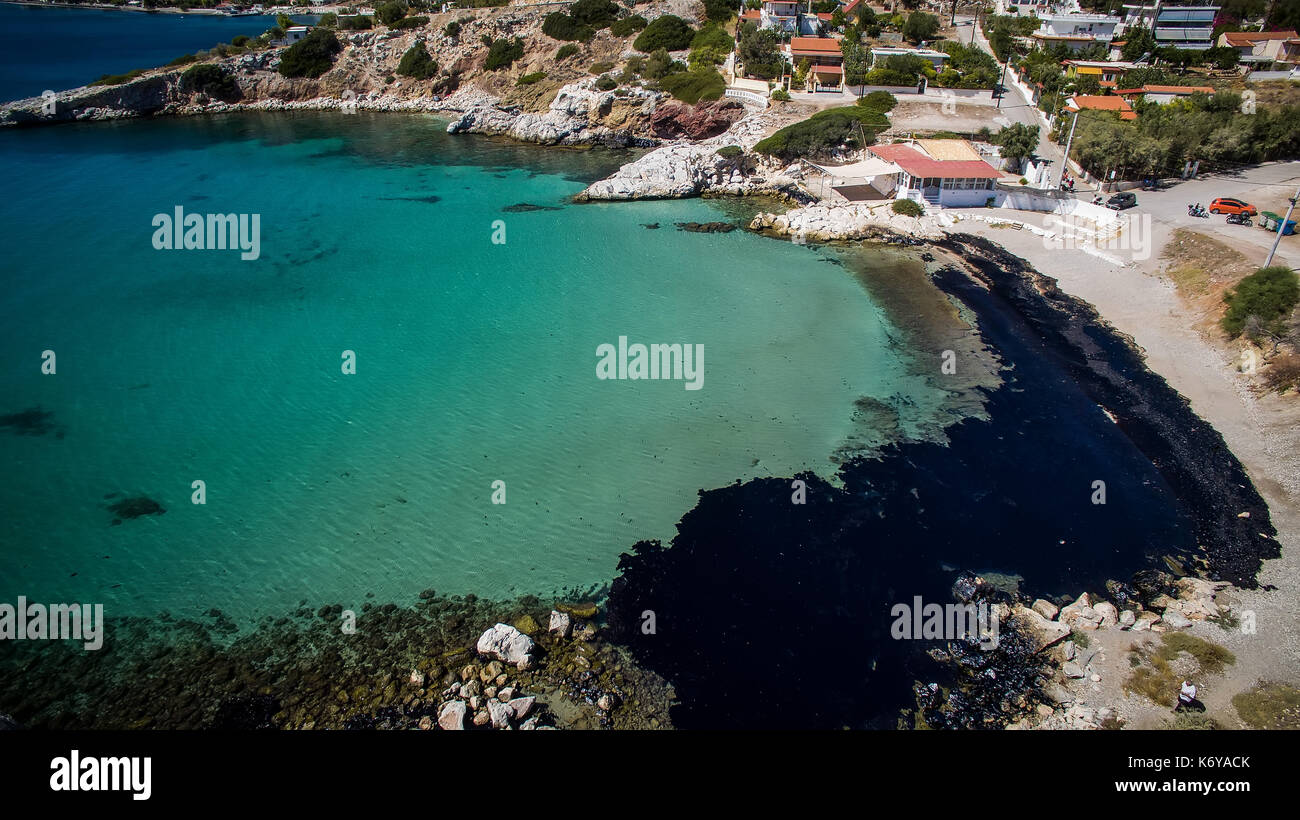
[[396, 42, 438, 79], [568, 0, 620, 27], [588, 61, 613, 74], [892, 199, 924, 217], [278, 28, 343, 78], [89, 69, 147, 87], [517, 71, 547, 85], [338, 15, 373, 31], [658, 67, 725, 104], [858, 90, 896, 112], [316, 13, 337, 28], [1222, 266, 1300, 339], [754, 107, 888, 160], [231, 35, 252, 47], [543, 12, 594, 42], [634, 14, 694, 52], [643, 48, 684, 80], [610, 15, 647, 37], [556, 43, 581, 60], [179, 63, 241, 100], [166, 54, 198, 67], [702, 0, 740, 22], [375, 1, 408, 25], [717, 145, 743, 158], [390, 16, 429, 30], [484, 37, 525, 71], [444, 20, 461, 38], [595, 74, 618, 90], [770, 87, 790, 101]]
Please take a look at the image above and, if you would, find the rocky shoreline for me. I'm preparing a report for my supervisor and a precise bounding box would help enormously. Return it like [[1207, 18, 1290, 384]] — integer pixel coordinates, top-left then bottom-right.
[[0, 592, 673, 730]]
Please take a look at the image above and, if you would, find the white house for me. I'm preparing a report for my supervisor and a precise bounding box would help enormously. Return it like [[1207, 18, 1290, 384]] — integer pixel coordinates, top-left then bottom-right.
[[1122, 3, 1220, 51], [285, 26, 312, 44], [1033, 9, 1123, 52], [867, 139, 1006, 207], [760, 0, 800, 33], [870, 46, 950, 71]]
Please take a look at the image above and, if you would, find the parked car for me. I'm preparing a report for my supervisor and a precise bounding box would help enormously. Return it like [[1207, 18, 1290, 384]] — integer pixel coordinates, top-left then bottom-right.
[[1106, 192, 1137, 210], [1209, 197, 1257, 216]]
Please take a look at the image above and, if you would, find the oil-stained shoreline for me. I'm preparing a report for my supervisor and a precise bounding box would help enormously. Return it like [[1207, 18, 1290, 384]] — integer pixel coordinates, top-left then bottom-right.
[[0, 232, 1280, 730]]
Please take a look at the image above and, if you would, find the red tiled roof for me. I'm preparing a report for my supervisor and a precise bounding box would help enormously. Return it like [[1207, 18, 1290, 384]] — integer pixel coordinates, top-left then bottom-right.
[[790, 37, 842, 54], [812, 64, 843, 74], [816, 12, 834, 20], [1067, 94, 1137, 120], [867, 143, 1003, 179], [740, 8, 760, 18], [1114, 85, 1214, 95], [843, 0, 864, 13], [1225, 29, 1299, 46]]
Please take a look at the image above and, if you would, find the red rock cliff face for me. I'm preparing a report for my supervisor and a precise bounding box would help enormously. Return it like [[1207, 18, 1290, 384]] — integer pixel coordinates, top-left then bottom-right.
[[650, 99, 745, 140]]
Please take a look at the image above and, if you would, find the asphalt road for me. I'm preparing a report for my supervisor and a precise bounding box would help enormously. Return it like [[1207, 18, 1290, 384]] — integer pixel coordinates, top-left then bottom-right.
[[1125, 161, 1300, 266]]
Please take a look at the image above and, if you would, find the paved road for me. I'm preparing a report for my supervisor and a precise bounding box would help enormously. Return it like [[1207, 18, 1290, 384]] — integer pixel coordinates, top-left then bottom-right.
[[1127, 161, 1300, 265]]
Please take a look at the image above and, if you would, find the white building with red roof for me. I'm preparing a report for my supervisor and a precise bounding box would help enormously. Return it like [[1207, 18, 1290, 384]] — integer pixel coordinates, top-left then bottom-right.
[[863, 139, 1006, 207]]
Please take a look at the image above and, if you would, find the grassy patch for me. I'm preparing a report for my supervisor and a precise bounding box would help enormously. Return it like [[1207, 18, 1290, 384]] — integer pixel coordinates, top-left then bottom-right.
[[1122, 632, 1236, 706], [1167, 712, 1224, 730], [1232, 681, 1300, 729]]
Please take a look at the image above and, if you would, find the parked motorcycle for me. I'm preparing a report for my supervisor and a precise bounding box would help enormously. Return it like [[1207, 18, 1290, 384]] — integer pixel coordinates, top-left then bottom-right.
[[1226, 212, 1253, 226], [1187, 203, 1209, 218]]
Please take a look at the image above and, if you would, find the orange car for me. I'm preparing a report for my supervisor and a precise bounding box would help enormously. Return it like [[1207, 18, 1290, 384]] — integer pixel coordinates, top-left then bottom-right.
[[1209, 197, 1257, 216]]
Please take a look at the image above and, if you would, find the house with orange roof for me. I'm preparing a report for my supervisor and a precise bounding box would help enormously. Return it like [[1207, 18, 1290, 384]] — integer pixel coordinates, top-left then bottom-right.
[[787, 37, 846, 91], [1218, 29, 1300, 70], [1114, 84, 1215, 105], [1064, 94, 1137, 120]]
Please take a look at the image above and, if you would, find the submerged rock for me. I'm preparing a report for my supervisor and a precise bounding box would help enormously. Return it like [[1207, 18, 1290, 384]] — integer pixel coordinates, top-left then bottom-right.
[[106, 496, 166, 521]]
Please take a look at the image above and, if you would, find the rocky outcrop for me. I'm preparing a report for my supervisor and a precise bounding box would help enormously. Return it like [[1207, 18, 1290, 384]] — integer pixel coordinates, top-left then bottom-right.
[[650, 99, 744, 140], [749, 202, 946, 242], [577, 106, 809, 202], [445, 79, 658, 146]]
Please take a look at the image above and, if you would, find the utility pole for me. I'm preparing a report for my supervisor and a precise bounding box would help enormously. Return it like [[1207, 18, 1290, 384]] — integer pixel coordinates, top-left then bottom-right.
[[996, 57, 1008, 108], [1056, 109, 1079, 190], [1264, 185, 1299, 268]]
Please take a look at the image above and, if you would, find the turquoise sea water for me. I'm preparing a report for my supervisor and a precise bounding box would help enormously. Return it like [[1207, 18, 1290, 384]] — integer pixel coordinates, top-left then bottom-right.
[[0, 112, 957, 622], [0, 5, 315, 102]]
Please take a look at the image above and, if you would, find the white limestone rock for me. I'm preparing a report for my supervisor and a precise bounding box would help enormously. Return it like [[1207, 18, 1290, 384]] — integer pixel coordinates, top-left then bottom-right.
[[476, 623, 535, 669]]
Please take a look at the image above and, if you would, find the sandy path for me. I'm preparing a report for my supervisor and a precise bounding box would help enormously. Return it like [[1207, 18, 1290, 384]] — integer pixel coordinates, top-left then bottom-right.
[[949, 220, 1300, 728]]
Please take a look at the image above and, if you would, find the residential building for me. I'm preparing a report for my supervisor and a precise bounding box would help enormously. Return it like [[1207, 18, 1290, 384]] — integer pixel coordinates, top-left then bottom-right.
[[788, 37, 845, 91], [865, 139, 1006, 207], [761, 0, 801, 33], [1062, 59, 1137, 85], [1114, 83, 1214, 104], [1032, 6, 1124, 52], [1065, 93, 1138, 119], [995, 0, 1053, 15], [1218, 29, 1300, 69], [1122, 3, 1220, 51], [870, 46, 950, 71], [285, 26, 312, 44]]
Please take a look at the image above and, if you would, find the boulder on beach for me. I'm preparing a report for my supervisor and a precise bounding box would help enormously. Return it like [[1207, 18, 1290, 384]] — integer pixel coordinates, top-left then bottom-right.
[[476, 623, 535, 669], [1010, 605, 1070, 652], [438, 700, 466, 731]]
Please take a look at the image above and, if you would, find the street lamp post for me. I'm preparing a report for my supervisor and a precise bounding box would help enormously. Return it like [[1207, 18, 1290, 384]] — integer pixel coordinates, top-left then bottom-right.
[[996, 57, 1008, 108], [1264, 186, 1300, 268], [1056, 109, 1079, 191]]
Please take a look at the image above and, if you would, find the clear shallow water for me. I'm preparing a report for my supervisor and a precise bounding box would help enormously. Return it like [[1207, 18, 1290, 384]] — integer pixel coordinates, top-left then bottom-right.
[[0, 112, 957, 621], [0, 5, 314, 102]]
